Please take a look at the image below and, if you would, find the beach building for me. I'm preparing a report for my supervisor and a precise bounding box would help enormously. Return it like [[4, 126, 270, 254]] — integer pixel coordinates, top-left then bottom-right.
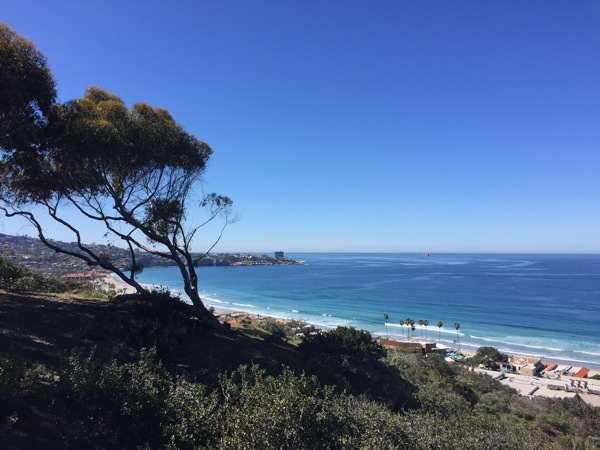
[[62, 270, 110, 280], [430, 343, 451, 356], [541, 361, 557, 375], [501, 355, 543, 377], [379, 338, 447, 356], [573, 367, 590, 378], [379, 338, 422, 354]]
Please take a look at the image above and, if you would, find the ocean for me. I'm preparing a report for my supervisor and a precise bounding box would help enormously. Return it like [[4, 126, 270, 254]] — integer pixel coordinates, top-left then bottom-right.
[[136, 253, 600, 368]]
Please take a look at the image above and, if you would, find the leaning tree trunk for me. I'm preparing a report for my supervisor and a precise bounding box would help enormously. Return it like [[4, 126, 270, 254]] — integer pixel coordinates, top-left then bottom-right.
[[174, 257, 222, 330], [184, 284, 223, 329]]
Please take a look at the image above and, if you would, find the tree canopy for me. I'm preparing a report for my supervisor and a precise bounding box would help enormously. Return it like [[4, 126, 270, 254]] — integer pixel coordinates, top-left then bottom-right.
[[470, 346, 508, 371], [0, 23, 233, 325], [0, 23, 55, 179]]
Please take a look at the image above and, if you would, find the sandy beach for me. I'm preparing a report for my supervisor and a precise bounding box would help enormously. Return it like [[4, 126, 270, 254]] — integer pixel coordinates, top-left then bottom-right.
[[96, 276, 137, 295]]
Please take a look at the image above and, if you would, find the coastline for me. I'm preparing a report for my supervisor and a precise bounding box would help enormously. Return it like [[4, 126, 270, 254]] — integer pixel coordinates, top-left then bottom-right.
[[212, 305, 600, 374], [96, 275, 138, 295], [131, 273, 600, 375], [135, 254, 600, 372], [451, 341, 600, 373]]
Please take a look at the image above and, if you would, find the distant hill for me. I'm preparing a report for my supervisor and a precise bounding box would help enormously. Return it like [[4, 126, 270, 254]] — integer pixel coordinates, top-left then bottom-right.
[[0, 233, 299, 277]]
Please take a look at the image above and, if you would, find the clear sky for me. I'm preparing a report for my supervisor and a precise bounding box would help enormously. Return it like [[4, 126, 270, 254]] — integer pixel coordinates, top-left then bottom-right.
[[2, 1, 599, 253]]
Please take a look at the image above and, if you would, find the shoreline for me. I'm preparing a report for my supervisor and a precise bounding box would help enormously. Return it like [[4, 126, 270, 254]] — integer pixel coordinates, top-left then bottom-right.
[[98, 278, 600, 373], [212, 305, 600, 373], [96, 275, 138, 295], [447, 341, 600, 372], [135, 254, 600, 372], [198, 297, 600, 370]]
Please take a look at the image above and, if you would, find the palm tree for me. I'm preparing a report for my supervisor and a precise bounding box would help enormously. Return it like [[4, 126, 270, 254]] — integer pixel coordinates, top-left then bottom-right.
[[405, 318, 412, 338], [437, 321, 443, 341], [418, 319, 424, 338], [399, 320, 405, 339], [383, 314, 389, 338], [423, 320, 429, 339], [454, 322, 461, 352]]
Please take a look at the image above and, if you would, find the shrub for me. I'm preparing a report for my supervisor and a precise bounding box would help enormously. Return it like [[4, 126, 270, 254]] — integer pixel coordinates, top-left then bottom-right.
[[164, 380, 221, 449], [327, 395, 409, 449], [0, 353, 30, 439], [469, 346, 507, 370], [217, 365, 332, 449], [399, 408, 548, 450], [299, 326, 414, 409], [0, 353, 29, 402], [117, 292, 204, 357], [55, 347, 172, 448], [257, 317, 286, 339], [0, 258, 91, 294]]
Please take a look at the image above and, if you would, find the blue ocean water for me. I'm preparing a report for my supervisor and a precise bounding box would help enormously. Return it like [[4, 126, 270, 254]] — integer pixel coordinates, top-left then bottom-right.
[[137, 253, 600, 367]]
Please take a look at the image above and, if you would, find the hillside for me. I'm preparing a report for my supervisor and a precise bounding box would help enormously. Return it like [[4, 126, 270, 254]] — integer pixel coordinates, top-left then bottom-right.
[[0, 233, 299, 277], [0, 261, 599, 449], [1, 288, 600, 448]]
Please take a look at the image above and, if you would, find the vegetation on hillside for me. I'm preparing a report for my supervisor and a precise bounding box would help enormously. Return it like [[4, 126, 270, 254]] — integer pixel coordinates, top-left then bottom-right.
[[1, 262, 599, 448], [0, 257, 93, 295]]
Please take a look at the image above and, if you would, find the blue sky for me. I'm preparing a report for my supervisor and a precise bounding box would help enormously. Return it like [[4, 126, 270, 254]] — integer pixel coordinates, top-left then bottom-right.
[[2, 1, 599, 253]]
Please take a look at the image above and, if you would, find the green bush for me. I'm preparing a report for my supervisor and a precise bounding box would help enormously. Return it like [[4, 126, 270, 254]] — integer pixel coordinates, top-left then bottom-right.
[[469, 346, 507, 370], [164, 380, 221, 449], [117, 292, 204, 357], [56, 348, 172, 448], [399, 408, 548, 450], [326, 395, 409, 449], [54, 351, 413, 449], [34, 341, 600, 448], [300, 327, 414, 409], [0, 258, 91, 294], [0, 353, 29, 402], [257, 317, 286, 339], [0, 353, 30, 439], [216, 364, 411, 450], [217, 365, 336, 449]]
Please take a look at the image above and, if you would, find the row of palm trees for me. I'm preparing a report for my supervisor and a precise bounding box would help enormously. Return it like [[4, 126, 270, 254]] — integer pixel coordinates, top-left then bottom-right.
[[383, 314, 461, 350]]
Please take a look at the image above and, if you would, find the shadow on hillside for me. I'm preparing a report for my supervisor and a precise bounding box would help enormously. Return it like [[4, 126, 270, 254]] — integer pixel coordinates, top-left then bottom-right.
[[0, 290, 302, 381], [0, 291, 120, 371]]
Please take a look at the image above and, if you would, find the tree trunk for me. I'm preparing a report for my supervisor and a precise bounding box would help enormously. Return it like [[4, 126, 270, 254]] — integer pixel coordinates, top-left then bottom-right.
[[184, 283, 222, 329]]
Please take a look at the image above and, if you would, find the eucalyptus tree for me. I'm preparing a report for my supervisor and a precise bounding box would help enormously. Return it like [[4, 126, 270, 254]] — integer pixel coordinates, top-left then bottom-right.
[[0, 23, 56, 178], [0, 25, 234, 326]]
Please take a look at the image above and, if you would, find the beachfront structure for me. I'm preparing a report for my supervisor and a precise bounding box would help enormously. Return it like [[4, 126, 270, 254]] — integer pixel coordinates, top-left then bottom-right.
[[62, 270, 110, 280], [274, 251, 285, 260], [379, 339, 422, 354], [379, 338, 447, 356], [501, 355, 543, 377]]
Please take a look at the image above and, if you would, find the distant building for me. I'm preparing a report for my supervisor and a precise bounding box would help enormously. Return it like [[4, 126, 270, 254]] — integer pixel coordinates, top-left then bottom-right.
[[501, 355, 543, 376], [274, 251, 285, 260]]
